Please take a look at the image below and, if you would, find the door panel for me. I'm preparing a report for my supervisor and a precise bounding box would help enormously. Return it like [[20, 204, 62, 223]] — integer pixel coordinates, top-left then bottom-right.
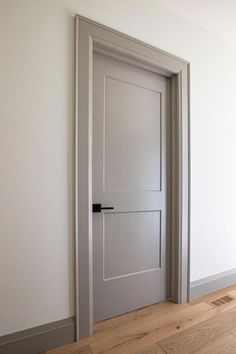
[[104, 75, 161, 191], [104, 211, 161, 280], [93, 52, 170, 322]]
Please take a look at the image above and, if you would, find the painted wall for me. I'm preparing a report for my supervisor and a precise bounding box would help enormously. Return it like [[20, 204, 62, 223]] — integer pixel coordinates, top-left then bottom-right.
[[1, 0, 236, 336]]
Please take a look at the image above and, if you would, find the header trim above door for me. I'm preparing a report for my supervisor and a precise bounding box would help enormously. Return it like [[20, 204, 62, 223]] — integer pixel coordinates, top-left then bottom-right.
[[75, 14, 191, 339]]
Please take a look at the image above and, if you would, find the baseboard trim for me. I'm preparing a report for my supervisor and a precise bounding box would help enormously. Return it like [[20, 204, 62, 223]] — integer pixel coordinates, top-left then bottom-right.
[[190, 268, 236, 300], [0, 317, 76, 354]]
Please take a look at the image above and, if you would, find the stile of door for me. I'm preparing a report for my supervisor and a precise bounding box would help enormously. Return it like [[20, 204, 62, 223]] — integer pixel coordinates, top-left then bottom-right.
[[92, 52, 170, 323]]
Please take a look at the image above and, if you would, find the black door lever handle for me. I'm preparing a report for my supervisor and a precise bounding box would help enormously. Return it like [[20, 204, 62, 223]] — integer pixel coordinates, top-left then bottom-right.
[[93, 204, 114, 213]]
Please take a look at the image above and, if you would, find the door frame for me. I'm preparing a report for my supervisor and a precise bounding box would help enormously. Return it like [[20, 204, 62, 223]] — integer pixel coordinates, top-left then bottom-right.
[[75, 14, 191, 339]]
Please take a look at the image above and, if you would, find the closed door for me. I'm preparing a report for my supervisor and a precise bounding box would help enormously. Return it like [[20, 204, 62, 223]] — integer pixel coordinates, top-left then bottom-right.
[[93, 52, 170, 323]]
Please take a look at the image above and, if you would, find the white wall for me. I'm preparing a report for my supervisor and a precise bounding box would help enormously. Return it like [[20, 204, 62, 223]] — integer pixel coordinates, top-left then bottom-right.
[[1, 0, 236, 336]]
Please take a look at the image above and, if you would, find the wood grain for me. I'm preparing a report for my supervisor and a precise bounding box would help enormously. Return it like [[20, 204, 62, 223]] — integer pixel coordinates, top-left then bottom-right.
[[91, 303, 216, 354], [71, 346, 94, 354], [135, 343, 166, 353], [196, 334, 236, 354], [159, 307, 236, 353], [47, 285, 236, 354], [94, 301, 191, 335]]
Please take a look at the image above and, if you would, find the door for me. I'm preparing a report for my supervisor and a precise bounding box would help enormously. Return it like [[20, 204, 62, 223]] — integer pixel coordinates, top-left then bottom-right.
[[93, 52, 170, 323]]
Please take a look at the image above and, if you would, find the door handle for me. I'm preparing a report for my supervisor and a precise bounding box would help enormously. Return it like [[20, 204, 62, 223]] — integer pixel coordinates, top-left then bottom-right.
[[93, 204, 114, 213]]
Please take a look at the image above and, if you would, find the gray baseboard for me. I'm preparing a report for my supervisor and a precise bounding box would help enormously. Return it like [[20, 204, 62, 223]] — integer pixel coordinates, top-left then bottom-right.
[[190, 268, 236, 300], [0, 317, 76, 354]]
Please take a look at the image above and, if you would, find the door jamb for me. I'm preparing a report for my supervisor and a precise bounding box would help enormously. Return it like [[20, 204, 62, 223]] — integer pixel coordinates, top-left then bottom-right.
[[75, 14, 191, 339]]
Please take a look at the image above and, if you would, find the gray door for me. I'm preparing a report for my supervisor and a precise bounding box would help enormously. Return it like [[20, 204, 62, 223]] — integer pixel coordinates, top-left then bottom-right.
[[93, 52, 170, 323]]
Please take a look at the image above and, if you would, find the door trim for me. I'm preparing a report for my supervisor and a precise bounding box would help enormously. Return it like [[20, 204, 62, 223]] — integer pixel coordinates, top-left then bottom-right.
[[75, 14, 191, 339]]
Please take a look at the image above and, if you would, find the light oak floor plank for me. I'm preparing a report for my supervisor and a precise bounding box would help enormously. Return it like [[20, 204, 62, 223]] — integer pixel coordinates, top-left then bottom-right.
[[47, 285, 236, 354], [94, 301, 191, 335], [135, 343, 166, 353], [195, 334, 236, 354], [91, 304, 216, 354], [159, 307, 236, 353], [71, 346, 94, 354]]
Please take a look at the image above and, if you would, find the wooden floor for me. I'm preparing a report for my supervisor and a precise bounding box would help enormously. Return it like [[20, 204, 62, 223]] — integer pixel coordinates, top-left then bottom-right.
[[46, 285, 236, 354]]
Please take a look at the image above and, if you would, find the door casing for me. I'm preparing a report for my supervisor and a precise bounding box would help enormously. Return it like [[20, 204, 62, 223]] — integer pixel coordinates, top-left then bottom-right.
[[75, 14, 191, 339]]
